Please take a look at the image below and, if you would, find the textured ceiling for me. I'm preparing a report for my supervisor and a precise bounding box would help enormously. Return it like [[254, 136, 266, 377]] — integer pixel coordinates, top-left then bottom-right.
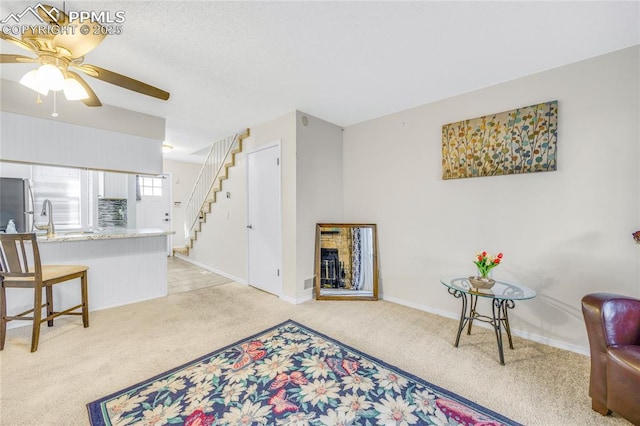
[[0, 1, 638, 163]]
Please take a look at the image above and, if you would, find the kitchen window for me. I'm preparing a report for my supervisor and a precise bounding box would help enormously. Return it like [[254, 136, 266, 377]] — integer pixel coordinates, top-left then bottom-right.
[[139, 176, 163, 196]]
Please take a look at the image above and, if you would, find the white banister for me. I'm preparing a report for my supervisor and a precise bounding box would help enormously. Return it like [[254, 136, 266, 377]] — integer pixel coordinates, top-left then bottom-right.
[[184, 134, 239, 243]]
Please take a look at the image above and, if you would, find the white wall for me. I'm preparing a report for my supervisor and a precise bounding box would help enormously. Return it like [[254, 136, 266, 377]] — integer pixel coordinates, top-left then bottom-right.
[[186, 114, 298, 286], [187, 111, 343, 301], [1, 112, 163, 175], [342, 46, 639, 354], [0, 162, 31, 178], [239, 112, 297, 294], [187, 125, 279, 283], [163, 159, 202, 243], [183, 146, 249, 283], [296, 112, 344, 299], [1, 78, 165, 175]]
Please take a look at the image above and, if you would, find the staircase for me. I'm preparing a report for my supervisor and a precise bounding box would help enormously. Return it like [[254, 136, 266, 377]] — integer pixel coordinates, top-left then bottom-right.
[[173, 129, 250, 256]]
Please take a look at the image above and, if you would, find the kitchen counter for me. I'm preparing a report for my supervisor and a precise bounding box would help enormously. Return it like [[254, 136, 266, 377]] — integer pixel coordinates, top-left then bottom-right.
[[36, 228, 174, 243], [6, 228, 174, 331]]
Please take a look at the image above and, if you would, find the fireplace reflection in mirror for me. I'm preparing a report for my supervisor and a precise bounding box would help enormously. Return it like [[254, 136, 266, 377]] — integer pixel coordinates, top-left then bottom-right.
[[315, 223, 378, 300]]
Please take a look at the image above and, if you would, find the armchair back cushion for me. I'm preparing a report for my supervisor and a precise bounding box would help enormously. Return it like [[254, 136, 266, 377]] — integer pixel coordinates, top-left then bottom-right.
[[602, 299, 640, 346]]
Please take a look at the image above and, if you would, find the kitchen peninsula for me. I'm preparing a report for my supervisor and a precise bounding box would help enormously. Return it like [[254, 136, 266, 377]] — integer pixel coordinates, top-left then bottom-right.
[[6, 228, 174, 329]]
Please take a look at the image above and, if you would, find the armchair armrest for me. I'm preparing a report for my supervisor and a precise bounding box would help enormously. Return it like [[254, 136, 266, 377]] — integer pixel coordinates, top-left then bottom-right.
[[582, 293, 640, 419]]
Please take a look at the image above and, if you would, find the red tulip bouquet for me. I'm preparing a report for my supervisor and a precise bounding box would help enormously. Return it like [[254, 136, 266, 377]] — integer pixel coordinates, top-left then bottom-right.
[[473, 251, 503, 278]]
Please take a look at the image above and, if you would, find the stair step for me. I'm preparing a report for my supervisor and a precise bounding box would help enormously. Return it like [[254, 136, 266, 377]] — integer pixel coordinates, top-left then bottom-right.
[[187, 128, 249, 253], [172, 246, 189, 256]]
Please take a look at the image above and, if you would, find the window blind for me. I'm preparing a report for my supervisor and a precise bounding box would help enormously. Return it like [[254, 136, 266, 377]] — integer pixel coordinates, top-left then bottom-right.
[[31, 165, 82, 228]]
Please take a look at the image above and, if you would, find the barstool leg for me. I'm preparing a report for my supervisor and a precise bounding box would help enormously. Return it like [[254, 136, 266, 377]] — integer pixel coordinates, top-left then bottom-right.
[[46, 285, 54, 327], [0, 282, 6, 350], [31, 286, 43, 352], [81, 272, 89, 328]]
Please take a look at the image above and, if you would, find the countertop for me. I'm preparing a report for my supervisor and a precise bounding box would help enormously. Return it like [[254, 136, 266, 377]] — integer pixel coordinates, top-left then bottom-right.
[[36, 228, 175, 243]]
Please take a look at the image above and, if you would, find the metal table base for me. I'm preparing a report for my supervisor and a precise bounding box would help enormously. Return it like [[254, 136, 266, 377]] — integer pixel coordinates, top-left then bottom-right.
[[448, 287, 517, 365]]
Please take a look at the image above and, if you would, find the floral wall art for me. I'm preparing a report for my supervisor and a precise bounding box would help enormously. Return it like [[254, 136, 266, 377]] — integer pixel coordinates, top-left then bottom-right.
[[442, 100, 558, 179]]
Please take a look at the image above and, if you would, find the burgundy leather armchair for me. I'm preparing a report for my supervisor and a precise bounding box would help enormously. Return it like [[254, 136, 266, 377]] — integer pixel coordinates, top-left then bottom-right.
[[582, 293, 640, 425]]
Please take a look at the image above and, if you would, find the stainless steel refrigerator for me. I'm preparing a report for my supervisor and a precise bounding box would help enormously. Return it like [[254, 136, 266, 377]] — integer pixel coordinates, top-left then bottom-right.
[[0, 177, 34, 233]]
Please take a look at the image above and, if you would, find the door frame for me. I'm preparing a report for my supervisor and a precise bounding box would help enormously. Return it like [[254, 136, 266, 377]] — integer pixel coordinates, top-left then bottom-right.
[[162, 173, 172, 255], [245, 140, 282, 296], [135, 172, 172, 255]]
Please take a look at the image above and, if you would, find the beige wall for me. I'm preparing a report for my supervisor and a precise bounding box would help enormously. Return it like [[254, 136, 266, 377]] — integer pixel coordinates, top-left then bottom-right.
[[187, 111, 343, 301], [188, 113, 296, 286], [295, 112, 344, 298], [342, 46, 640, 354], [177, 46, 639, 354], [163, 159, 201, 243], [185, 146, 249, 283]]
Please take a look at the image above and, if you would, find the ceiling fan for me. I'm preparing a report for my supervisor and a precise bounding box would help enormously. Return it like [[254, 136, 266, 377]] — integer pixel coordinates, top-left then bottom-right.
[[0, 4, 170, 107]]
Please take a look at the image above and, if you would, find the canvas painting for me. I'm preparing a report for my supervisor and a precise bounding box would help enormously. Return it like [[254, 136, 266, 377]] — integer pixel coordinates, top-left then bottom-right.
[[442, 100, 558, 180]]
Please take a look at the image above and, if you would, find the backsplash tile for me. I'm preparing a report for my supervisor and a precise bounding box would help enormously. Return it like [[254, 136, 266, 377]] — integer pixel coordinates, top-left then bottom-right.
[[98, 198, 127, 228]]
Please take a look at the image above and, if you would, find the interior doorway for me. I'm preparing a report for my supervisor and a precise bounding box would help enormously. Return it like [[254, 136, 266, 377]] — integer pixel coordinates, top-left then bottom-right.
[[136, 173, 172, 254], [246, 142, 282, 296]]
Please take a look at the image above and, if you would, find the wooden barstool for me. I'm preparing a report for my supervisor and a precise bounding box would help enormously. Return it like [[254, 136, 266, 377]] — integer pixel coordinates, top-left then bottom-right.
[[0, 233, 89, 352]]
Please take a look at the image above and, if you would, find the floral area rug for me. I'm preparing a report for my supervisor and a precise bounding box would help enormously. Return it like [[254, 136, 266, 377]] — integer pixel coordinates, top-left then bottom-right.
[[87, 320, 520, 425]]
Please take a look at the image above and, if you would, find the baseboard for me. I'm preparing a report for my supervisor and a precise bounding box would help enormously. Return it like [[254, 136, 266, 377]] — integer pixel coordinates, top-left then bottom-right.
[[173, 254, 247, 284], [279, 294, 297, 304], [381, 294, 590, 356], [280, 289, 313, 304]]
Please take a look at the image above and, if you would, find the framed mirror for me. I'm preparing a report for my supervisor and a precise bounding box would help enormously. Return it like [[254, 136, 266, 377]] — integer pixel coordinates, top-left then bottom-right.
[[314, 223, 379, 300]]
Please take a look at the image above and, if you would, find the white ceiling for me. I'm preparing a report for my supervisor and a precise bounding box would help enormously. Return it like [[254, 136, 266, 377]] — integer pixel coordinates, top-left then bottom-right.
[[1, 1, 638, 163]]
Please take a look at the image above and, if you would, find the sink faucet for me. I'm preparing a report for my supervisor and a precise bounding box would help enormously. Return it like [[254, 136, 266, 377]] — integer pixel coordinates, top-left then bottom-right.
[[34, 199, 55, 237]]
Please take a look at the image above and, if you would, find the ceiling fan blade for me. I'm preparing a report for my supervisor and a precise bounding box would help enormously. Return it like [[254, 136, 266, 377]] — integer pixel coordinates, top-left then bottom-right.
[[0, 33, 35, 52], [0, 54, 38, 64], [74, 64, 170, 101], [67, 71, 102, 107]]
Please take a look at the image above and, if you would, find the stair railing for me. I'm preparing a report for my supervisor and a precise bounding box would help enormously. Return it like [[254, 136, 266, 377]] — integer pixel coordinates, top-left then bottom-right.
[[184, 134, 239, 243]]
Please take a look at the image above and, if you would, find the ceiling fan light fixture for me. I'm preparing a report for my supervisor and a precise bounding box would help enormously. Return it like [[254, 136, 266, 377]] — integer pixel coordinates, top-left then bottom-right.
[[20, 69, 49, 96], [20, 64, 65, 95], [62, 77, 89, 100], [37, 64, 64, 91]]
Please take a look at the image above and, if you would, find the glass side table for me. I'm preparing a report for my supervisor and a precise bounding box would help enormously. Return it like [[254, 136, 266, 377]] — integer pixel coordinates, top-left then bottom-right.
[[440, 276, 536, 365]]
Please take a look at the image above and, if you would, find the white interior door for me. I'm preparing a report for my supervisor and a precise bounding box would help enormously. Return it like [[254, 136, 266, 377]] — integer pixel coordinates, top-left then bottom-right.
[[136, 174, 172, 254], [247, 143, 282, 296]]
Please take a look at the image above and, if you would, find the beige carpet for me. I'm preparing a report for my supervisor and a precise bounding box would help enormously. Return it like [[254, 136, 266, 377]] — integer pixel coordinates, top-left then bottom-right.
[[0, 260, 631, 425]]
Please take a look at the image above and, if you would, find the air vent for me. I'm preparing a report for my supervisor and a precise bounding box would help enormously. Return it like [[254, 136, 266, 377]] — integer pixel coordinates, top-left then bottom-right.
[[304, 277, 314, 290]]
